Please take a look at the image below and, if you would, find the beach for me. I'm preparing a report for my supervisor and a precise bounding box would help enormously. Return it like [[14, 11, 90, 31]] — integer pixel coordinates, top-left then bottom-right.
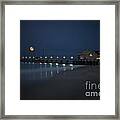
[[20, 65, 100, 100]]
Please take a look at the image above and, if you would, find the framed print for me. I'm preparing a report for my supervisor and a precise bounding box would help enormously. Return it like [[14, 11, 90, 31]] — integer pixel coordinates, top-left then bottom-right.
[[0, 0, 120, 119]]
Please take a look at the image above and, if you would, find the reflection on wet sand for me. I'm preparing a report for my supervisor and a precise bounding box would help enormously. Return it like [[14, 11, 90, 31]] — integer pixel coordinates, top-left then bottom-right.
[[20, 63, 80, 81]]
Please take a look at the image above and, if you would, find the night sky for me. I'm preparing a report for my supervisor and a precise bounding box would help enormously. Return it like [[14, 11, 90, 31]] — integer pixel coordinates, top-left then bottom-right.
[[20, 20, 100, 57]]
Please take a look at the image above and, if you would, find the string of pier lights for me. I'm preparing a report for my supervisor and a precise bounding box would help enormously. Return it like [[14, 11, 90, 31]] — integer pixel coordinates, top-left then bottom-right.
[[23, 56, 74, 59], [42, 56, 74, 59], [42, 56, 74, 67], [23, 56, 74, 67]]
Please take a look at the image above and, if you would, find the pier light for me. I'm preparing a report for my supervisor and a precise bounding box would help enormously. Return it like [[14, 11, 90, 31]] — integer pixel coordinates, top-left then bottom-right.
[[70, 56, 74, 59], [33, 56, 35, 59], [40, 62, 42, 64], [63, 56, 66, 59], [40, 56, 42, 59], [25, 56, 27, 59], [45, 56, 47, 59], [56, 63, 59, 66], [44, 63, 47, 65], [96, 57, 100, 60], [22, 56, 24, 59], [62, 64, 66, 66], [49, 63, 52, 65], [32, 62, 34, 64], [56, 56, 59, 59], [69, 64, 73, 67], [80, 57, 84, 59], [89, 53, 93, 57], [29, 56, 31, 59], [50, 56, 53, 59]]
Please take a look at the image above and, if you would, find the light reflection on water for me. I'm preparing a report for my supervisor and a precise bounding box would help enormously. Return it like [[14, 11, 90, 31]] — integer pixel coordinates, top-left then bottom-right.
[[20, 63, 81, 81]]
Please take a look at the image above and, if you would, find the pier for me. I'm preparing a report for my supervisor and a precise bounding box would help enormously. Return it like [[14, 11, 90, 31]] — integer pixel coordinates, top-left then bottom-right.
[[20, 56, 100, 65]]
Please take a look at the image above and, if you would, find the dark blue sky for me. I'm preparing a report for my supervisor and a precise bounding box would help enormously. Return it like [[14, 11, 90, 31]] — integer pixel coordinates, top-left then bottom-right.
[[20, 20, 100, 56]]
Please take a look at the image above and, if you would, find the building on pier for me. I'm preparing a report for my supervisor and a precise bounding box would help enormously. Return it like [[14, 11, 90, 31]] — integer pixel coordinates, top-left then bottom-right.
[[78, 50, 100, 60]]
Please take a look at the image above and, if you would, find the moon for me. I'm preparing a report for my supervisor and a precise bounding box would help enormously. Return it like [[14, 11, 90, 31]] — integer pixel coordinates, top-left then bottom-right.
[[29, 46, 35, 52]]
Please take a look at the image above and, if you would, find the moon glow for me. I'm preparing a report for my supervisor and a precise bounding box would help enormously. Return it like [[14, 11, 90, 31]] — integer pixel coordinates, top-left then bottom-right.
[[29, 46, 35, 52]]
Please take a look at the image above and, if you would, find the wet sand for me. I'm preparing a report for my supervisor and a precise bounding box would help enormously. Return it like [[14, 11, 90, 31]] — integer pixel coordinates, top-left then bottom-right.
[[20, 65, 100, 100]]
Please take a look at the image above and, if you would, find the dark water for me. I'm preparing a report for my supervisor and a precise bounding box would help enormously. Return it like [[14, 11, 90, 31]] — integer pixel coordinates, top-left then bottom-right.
[[20, 63, 81, 81]]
